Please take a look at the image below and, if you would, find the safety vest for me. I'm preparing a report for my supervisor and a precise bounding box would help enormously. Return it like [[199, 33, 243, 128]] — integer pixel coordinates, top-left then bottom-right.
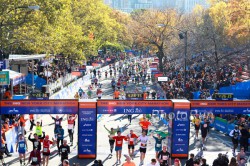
[[36, 126, 42, 136]]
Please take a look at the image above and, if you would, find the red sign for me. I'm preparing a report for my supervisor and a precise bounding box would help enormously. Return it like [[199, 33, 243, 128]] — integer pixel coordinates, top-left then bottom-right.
[[154, 73, 163, 78]]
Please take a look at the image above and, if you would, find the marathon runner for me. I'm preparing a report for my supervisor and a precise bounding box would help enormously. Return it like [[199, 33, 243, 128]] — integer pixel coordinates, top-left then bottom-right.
[[50, 114, 65, 140], [104, 125, 119, 156], [139, 117, 152, 135], [34, 121, 43, 138], [137, 131, 149, 165], [42, 135, 54, 166], [28, 132, 45, 151], [67, 115, 77, 146], [109, 131, 126, 164], [194, 114, 201, 140], [59, 140, 70, 164], [125, 130, 138, 159], [56, 126, 65, 151], [16, 133, 28, 166], [157, 146, 171, 166], [152, 133, 166, 159], [229, 125, 241, 156], [28, 146, 41, 166]]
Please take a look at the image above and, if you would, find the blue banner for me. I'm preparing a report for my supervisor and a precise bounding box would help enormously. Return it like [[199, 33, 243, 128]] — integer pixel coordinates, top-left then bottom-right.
[[78, 102, 97, 159], [171, 102, 190, 158], [1, 100, 78, 114], [190, 101, 250, 114], [97, 100, 172, 114], [214, 119, 228, 133]]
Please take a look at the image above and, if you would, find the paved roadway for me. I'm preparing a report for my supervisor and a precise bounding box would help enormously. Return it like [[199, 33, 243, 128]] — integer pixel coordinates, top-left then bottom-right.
[[4, 70, 247, 166]]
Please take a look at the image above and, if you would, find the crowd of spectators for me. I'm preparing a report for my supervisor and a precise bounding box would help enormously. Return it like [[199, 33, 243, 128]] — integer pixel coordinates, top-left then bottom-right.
[[27, 58, 72, 84], [157, 53, 249, 100]]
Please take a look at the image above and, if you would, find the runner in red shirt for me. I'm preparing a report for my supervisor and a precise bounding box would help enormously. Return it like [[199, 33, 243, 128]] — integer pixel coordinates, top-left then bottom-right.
[[42, 135, 54, 166], [110, 131, 126, 164], [67, 115, 77, 146], [139, 118, 152, 135], [125, 130, 138, 160]]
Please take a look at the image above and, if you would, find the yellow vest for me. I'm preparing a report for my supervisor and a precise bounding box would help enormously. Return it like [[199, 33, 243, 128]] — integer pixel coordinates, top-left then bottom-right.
[[36, 126, 42, 136]]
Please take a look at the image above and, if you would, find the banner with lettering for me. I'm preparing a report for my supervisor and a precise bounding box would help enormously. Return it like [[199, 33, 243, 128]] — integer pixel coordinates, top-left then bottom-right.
[[97, 100, 172, 114], [78, 102, 97, 159], [0, 100, 78, 114], [190, 100, 250, 114], [171, 100, 190, 158]]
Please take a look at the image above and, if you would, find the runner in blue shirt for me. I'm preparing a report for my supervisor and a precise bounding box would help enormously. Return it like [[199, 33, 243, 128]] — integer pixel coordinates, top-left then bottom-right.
[[56, 125, 65, 152], [16, 133, 28, 166], [152, 133, 166, 159], [50, 114, 65, 139]]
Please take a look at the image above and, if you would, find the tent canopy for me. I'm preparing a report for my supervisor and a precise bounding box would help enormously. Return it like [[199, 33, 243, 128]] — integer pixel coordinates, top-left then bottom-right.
[[2, 69, 26, 86]]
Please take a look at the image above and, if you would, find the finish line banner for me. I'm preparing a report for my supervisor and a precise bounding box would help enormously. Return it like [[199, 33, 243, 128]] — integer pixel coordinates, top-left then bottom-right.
[[97, 100, 173, 114], [78, 102, 97, 159], [0, 100, 78, 114], [190, 100, 250, 114]]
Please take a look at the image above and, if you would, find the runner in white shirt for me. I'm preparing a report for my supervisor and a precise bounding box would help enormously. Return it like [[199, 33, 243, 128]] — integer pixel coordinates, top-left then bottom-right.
[[137, 131, 149, 165]]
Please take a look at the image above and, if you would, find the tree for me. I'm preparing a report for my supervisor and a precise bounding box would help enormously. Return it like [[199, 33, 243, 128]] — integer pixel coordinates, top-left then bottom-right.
[[130, 9, 182, 72]]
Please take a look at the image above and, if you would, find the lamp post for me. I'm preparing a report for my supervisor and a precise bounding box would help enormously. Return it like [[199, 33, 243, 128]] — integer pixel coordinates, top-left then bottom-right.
[[157, 24, 188, 97]]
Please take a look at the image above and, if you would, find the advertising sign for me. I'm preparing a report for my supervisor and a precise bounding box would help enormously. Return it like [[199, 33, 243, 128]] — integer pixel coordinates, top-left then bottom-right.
[[0, 71, 10, 85], [125, 93, 143, 100], [0, 60, 6, 70], [158, 77, 168, 82], [78, 102, 97, 159], [97, 100, 172, 114], [154, 73, 163, 78], [190, 100, 250, 114], [0, 100, 78, 114], [171, 101, 190, 158]]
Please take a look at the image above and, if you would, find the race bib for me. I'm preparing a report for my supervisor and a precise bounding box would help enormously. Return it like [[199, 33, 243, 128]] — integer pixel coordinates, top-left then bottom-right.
[[43, 148, 48, 152], [117, 141, 122, 144], [163, 155, 168, 160], [58, 135, 61, 137], [34, 142, 38, 146], [36, 130, 40, 133], [62, 148, 66, 152], [130, 138, 134, 142], [56, 121, 60, 125], [141, 143, 146, 147], [20, 143, 24, 148], [32, 157, 38, 162], [156, 144, 161, 148], [204, 124, 207, 128]]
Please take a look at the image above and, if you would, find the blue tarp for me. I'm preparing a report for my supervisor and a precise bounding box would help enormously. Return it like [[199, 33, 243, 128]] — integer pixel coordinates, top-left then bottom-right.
[[219, 81, 250, 99], [25, 73, 46, 89]]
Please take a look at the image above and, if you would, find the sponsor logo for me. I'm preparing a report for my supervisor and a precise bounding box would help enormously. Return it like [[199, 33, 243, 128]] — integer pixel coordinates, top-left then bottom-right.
[[84, 139, 90, 142], [83, 124, 91, 127], [178, 138, 183, 142], [83, 149, 91, 153], [176, 148, 184, 152], [81, 117, 95, 121], [243, 108, 250, 113], [82, 129, 93, 132], [177, 123, 185, 127], [8, 108, 19, 113]]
